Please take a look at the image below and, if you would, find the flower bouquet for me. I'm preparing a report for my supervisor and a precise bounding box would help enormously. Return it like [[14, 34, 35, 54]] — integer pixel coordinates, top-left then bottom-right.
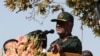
[[3, 30, 47, 56]]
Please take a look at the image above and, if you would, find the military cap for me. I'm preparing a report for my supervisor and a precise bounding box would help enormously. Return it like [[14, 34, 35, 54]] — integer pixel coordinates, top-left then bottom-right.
[[51, 12, 74, 24]]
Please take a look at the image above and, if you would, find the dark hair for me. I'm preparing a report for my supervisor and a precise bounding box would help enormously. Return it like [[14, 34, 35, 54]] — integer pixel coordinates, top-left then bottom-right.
[[82, 50, 93, 56], [3, 39, 18, 53]]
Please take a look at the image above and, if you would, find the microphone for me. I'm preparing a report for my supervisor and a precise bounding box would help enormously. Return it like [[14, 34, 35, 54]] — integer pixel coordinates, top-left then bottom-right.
[[38, 29, 54, 48], [41, 29, 54, 35]]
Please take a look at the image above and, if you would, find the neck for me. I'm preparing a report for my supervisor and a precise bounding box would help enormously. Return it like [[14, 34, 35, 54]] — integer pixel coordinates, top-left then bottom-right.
[[59, 33, 72, 39]]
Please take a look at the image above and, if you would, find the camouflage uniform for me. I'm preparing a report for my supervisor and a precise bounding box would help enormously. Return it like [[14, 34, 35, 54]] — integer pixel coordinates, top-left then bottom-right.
[[48, 12, 82, 54], [48, 35, 82, 54]]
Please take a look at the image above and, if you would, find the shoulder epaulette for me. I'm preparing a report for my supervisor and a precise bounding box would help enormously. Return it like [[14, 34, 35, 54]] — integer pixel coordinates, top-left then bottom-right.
[[70, 35, 78, 38]]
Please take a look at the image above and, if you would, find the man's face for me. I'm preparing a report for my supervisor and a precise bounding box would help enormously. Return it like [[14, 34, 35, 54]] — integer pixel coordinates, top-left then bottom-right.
[[56, 21, 72, 36], [5, 41, 17, 53]]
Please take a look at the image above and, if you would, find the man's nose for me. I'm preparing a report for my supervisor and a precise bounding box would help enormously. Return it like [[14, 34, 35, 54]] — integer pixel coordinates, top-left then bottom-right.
[[56, 24, 60, 27]]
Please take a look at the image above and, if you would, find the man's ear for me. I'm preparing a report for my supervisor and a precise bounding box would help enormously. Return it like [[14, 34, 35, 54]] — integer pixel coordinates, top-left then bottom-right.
[[68, 22, 73, 32], [68, 22, 73, 27]]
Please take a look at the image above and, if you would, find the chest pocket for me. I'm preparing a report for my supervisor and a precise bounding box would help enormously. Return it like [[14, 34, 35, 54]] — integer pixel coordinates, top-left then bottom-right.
[[57, 36, 78, 52], [56, 37, 75, 48]]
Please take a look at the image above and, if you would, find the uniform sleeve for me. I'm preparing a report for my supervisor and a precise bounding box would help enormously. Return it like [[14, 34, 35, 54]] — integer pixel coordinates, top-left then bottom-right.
[[47, 39, 58, 52], [70, 37, 82, 54], [76, 38, 82, 54]]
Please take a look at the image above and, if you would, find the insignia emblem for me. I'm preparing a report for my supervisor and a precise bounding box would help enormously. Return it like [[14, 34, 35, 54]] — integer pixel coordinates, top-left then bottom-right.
[[59, 13, 64, 19]]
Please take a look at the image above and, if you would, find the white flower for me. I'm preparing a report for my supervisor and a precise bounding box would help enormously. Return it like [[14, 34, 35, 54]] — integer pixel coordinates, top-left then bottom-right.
[[42, 49, 47, 53]]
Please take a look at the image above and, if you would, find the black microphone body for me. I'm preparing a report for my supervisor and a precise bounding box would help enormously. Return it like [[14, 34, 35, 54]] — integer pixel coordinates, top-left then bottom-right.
[[39, 29, 54, 48], [28, 29, 54, 48], [41, 29, 54, 35]]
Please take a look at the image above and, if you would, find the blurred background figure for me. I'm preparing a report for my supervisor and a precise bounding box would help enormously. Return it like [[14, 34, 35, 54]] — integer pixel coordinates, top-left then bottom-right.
[[82, 50, 93, 56], [3, 39, 18, 56]]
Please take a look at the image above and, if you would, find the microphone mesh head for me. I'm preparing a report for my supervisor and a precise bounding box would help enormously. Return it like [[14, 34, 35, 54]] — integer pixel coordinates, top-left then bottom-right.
[[50, 29, 54, 33]]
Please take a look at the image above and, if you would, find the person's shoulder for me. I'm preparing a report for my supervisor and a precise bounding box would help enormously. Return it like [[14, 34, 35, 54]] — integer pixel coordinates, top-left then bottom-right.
[[69, 35, 81, 41], [69, 35, 78, 39]]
